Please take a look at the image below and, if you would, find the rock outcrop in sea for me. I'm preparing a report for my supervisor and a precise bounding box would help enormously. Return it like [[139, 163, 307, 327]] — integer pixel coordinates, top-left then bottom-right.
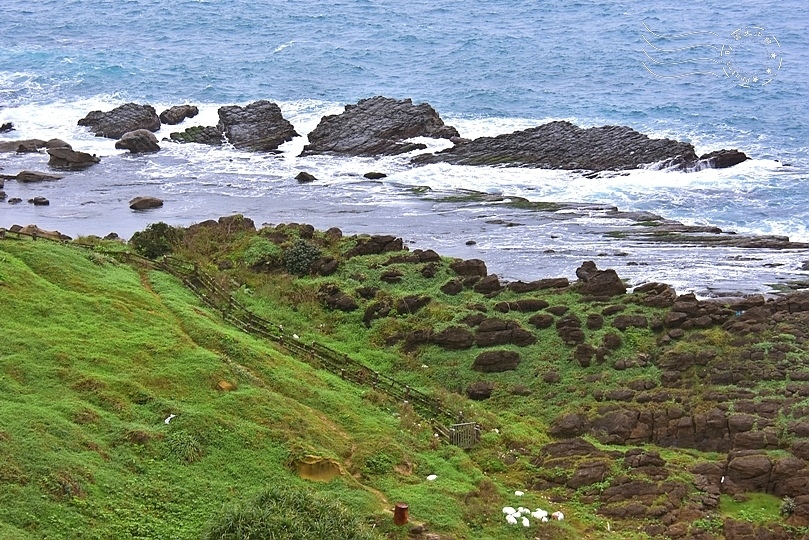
[[78, 103, 161, 139], [413, 120, 748, 172], [115, 129, 161, 153], [170, 100, 297, 152], [158, 104, 199, 125], [300, 96, 459, 157]]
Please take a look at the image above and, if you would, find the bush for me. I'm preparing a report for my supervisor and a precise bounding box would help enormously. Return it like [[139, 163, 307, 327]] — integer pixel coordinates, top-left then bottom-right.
[[284, 239, 322, 276], [243, 236, 283, 269], [203, 485, 380, 540], [129, 222, 183, 259]]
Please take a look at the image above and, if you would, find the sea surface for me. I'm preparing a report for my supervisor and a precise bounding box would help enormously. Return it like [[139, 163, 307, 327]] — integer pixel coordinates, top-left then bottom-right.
[[1, 0, 808, 295]]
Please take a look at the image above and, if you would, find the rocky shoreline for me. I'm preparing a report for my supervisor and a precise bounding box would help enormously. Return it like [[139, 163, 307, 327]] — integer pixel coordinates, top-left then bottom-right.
[[1, 96, 805, 297]]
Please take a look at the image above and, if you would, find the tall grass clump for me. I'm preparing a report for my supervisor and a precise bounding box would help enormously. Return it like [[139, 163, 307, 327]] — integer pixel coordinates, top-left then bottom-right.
[[203, 484, 381, 540]]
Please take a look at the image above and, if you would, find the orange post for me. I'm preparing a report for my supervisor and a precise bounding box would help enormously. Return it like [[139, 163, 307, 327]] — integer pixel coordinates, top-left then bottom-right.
[[393, 502, 409, 526]]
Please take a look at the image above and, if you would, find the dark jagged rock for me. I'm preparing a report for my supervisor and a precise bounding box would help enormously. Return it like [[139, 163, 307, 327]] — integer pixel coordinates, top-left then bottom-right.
[[159, 104, 199, 125], [449, 258, 487, 278], [0, 139, 46, 153], [7, 197, 22, 204], [363, 171, 387, 179], [0, 170, 63, 182], [344, 235, 404, 258], [528, 313, 554, 329], [169, 101, 297, 152], [129, 196, 163, 210], [317, 284, 358, 312], [556, 314, 585, 345], [697, 149, 749, 169], [28, 196, 49, 206], [115, 129, 160, 153], [295, 171, 317, 183], [472, 350, 521, 372], [575, 261, 626, 297], [440, 279, 463, 296], [0, 191, 5, 201], [300, 96, 459, 157], [575, 260, 598, 282], [47, 147, 100, 170], [431, 326, 474, 350], [0, 122, 13, 132], [506, 278, 569, 292], [475, 318, 536, 347], [218, 101, 298, 151], [472, 274, 502, 294], [78, 103, 161, 139], [466, 381, 495, 401], [414, 120, 747, 172]]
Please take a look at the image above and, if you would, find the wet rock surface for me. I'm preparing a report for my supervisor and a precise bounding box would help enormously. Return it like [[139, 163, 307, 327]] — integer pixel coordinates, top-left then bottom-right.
[[170, 100, 297, 152], [414, 120, 747, 171], [300, 96, 459, 157], [115, 129, 160, 153], [78, 103, 161, 139], [158, 104, 199, 125]]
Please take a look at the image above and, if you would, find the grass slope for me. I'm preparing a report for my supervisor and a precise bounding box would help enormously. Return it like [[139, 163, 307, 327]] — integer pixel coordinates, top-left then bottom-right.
[[0, 239, 507, 539]]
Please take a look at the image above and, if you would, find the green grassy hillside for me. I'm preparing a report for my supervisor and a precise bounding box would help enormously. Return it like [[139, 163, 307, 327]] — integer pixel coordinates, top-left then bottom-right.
[[2, 219, 809, 540]]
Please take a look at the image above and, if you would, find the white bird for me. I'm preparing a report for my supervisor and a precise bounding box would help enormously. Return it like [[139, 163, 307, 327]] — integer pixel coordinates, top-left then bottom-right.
[[505, 514, 518, 525], [552, 511, 564, 521], [502, 507, 517, 515], [426, 474, 437, 481], [164, 414, 176, 424], [531, 509, 548, 520], [522, 517, 530, 527], [292, 333, 299, 340], [515, 490, 524, 497], [541, 516, 549, 523]]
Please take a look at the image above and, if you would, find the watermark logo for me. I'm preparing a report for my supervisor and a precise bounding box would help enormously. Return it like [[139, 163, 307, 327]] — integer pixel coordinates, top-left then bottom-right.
[[641, 22, 782, 87]]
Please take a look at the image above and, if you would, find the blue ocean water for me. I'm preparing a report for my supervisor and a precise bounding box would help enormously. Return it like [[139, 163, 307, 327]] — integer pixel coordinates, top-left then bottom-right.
[[1, 0, 808, 294]]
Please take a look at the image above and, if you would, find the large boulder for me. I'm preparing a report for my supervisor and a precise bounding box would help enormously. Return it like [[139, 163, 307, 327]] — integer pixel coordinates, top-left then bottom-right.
[[300, 96, 459, 157], [218, 101, 298, 151], [78, 103, 161, 138], [47, 147, 100, 170], [169, 101, 297, 152], [413, 121, 746, 172], [129, 196, 163, 210], [115, 129, 160, 153], [0, 122, 13, 132], [159, 104, 199, 125], [472, 350, 521, 372], [575, 261, 626, 297]]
